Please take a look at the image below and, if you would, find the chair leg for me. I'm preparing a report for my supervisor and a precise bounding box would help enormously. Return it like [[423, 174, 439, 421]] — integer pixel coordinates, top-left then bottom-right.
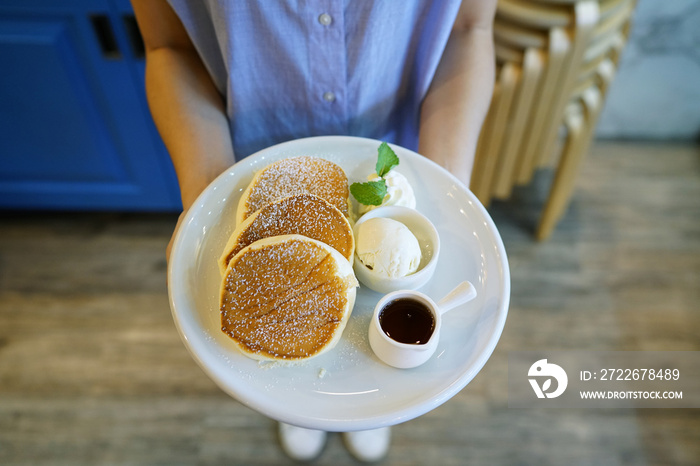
[[517, 27, 570, 185], [536, 104, 586, 240], [472, 63, 519, 205], [493, 48, 544, 199], [536, 85, 603, 240]]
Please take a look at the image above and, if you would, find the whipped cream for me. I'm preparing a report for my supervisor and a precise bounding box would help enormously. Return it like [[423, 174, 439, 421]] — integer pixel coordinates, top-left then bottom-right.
[[357, 170, 416, 216]]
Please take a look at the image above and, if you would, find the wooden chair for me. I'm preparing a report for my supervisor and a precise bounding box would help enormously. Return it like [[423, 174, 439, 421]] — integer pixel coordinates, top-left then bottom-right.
[[516, 27, 571, 185], [497, 0, 571, 28], [472, 63, 520, 201], [536, 1, 599, 168], [537, 16, 631, 239], [537, 85, 605, 239], [492, 48, 544, 199], [470, 0, 636, 239]]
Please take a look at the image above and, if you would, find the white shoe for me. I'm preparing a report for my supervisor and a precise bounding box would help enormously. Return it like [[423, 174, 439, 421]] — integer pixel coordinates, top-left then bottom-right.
[[343, 427, 391, 462], [278, 422, 327, 462]]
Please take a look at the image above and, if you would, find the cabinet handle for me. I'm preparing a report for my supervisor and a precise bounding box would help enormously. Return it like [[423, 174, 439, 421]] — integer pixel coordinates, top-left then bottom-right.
[[123, 14, 145, 59], [90, 14, 121, 59]]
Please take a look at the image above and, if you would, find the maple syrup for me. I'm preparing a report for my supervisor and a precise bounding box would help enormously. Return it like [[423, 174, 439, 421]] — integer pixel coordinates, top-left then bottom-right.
[[379, 298, 435, 345]]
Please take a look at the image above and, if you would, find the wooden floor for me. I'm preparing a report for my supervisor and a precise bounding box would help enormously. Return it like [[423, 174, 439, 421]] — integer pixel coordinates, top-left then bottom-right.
[[1, 141, 698, 465]]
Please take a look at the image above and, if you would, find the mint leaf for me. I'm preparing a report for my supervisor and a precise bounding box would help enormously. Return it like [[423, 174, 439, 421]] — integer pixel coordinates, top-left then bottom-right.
[[375, 142, 399, 177], [350, 179, 387, 206], [351, 142, 400, 206]]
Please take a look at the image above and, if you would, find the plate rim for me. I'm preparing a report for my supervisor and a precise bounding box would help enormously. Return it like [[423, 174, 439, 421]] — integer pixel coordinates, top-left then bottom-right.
[[167, 135, 511, 431]]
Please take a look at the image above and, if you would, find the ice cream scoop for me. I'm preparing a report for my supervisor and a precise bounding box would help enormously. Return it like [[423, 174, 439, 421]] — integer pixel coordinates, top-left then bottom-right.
[[358, 170, 416, 216], [355, 217, 421, 278], [352, 206, 440, 293]]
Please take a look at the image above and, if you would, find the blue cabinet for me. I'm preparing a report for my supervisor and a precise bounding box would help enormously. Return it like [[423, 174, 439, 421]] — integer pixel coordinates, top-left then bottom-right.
[[0, 0, 181, 211]]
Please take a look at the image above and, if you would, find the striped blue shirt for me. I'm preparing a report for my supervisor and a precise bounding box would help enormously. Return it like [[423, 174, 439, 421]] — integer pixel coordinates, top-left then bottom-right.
[[168, 0, 461, 159]]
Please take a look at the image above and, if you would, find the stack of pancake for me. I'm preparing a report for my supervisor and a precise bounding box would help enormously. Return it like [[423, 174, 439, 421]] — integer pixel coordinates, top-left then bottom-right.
[[219, 156, 358, 362]]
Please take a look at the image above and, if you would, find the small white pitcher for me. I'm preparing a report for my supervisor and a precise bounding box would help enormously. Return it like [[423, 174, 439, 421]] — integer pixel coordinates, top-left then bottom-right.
[[368, 281, 478, 369]]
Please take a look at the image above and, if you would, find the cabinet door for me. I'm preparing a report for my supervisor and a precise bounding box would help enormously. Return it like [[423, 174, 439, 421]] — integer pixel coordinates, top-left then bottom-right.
[[0, 0, 181, 211]]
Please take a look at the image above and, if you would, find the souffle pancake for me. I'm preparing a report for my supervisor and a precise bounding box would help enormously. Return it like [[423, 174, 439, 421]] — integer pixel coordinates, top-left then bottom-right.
[[236, 156, 350, 225], [219, 194, 354, 275], [220, 235, 358, 362]]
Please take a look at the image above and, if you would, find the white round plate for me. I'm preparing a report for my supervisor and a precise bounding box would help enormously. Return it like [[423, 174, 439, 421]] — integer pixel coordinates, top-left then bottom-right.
[[168, 136, 510, 432]]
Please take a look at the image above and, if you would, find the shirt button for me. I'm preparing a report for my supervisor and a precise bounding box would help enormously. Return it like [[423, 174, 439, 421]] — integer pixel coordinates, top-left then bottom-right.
[[323, 91, 336, 102], [318, 13, 333, 26]]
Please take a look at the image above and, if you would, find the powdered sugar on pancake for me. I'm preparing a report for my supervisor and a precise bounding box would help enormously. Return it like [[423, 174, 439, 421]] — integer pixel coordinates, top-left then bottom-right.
[[220, 235, 357, 362], [219, 194, 354, 274], [237, 156, 350, 225]]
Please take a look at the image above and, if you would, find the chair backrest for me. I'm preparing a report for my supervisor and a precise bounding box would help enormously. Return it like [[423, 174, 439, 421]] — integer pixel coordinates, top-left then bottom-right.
[[471, 0, 637, 239]]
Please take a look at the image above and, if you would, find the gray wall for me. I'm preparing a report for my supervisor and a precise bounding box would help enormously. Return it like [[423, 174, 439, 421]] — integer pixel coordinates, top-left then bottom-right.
[[596, 0, 700, 140]]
